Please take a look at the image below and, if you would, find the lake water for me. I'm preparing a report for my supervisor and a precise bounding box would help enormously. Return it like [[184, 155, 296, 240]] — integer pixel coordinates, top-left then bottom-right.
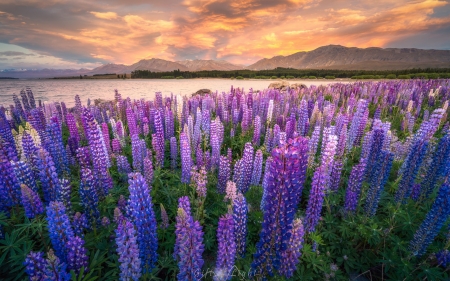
[[0, 78, 349, 107]]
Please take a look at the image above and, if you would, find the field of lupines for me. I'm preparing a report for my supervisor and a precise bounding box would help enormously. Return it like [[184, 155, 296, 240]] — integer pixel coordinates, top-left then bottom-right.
[[1, 80, 450, 281]]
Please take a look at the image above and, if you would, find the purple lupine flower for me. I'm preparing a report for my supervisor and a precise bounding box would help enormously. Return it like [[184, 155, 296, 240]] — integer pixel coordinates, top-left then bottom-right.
[[132, 134, 144, 173], [329, 159, 343, 192], [126, 106, 138, 137], [160, 204, 169, 229], [46, 201, 74, 263], [436, 250, 450, 268], [46, 116, 69, 176], [420, 133, 450, 199], [66, 236, 88, 274], [170, 137, 178, 170], [79, 168, 100, 228], [252, 115, 261, 146], [165, 108, 175, 139], [251, 137, 309, 277], [196, 145, 204, 168], [264, 127, 273, 152], [24, 251, 46, 281], [237, 143, 253, 193], [127, 172, 158, 273], [101, 123, 112, 155], [347, 99, 368, 150], [215, 213, 236, 281], [336, 123, 347, 157], [56, 178, 72, 215], [409, 183, 450, 256], [112, 139, 121, 154], [12, 160, 37, 193], [344, 160, 367, 215], [153, 110, 165, 167], [279, 218, 305, 278], [174, 202, 205, 281], [305, 165, 329, 233], [143, 155, 154, 188], [115, 217, 142, 281], [308, 126, 320, 166], [66, 113, 80, 145], [233, 193, 248, 258], [43, 249, 71, 281], [21, 184, 44, 219], [116, 155, 132, 174], [72, 212, 88, 237], [210, 117, 224, 169], [82, 107, 112, 196], [180, 132, 192, 184], [364, 151, 394, 217], [22, 131, 38, 164], [272, 124, 281, 148], [217, 156, 231, 194], [251, 149, 263, 185], [34, 147, 60, 203], [117, 195, 127, 212], [260, 156, 273, 210]]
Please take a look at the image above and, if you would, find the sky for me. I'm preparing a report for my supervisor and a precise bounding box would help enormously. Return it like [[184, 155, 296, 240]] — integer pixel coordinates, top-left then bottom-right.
[[0, 0, 449, 69]]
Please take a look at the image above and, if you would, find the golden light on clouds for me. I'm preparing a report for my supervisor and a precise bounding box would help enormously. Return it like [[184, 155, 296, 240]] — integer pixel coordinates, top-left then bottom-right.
[[0, 0, 449, 68]]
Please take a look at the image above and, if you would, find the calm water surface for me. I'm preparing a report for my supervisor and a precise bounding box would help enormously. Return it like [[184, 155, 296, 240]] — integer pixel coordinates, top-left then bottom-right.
[[0, 78, 348, 107]]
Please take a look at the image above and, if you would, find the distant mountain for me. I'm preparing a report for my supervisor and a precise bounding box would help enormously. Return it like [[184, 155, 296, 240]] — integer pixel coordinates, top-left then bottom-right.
[[2, 45, 450, 78], [175, 59, 243, 71], [247, 45, 450, 70]]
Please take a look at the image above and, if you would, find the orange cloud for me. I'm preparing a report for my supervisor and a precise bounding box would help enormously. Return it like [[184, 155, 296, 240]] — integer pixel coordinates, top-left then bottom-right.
[[90, 11, 118, 20]]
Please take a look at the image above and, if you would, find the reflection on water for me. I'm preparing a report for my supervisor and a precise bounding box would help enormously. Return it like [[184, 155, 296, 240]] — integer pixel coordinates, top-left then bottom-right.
[[0, 78, 348, 107]]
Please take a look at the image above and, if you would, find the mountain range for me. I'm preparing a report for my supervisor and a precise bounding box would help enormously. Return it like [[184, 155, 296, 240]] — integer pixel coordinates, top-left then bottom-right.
[[1, 45, 449, 78]]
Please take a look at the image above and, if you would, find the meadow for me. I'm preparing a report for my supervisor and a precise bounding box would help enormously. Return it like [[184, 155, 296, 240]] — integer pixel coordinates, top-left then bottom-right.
[[0, 80, 449, 280]]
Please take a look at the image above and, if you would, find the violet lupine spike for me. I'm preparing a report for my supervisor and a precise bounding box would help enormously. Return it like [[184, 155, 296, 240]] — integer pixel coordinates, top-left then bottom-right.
[[12, 160, 37, 193], [251, 137, 309, 278], [196, 145, 204, 168], [347, 99, 368, 150], [21, 184, 44, 219], [343, 160, 367, 215], [24, 251, 46, 281], [143, 155, 154, 188], [0, 141, 21, 209], [210, 117, 224, 169], [170, 137, 178, 170], [329, 159, 343, 192], [308, 126, 320, 166], [66, 113, 80, 145], [217, 156, 231, 194], [224, 181, 237, 203], [72, 212, 88, 237], [409, 183, 450, 257], [180, 132, 192, 184], [214, 213, 236, 281], [21, 131, 38, 164], [264, 127, 273, 152], [66, 236, 88, 274], [43, 249, 71, 281], [101, 216, 110, 227], [112, 139, 122, 154], [46, 201, 74, 263], [237, 143, 253, 193], [115, 217, 142, 281], [56, 178, 72, 215], [117, 155, 132, 174], [233, 192, 248, 258], [127, 172, 158, 273], [132, 134, 144, 173], [174, 204, 205, 281], [79, 168, 100, 228], [252, 115, 261, 146], [101, 123, 112, 155], [126, 106, 138, 137], [279, 218, 305, 278], [304, 165, 329, 233], [251, 149, 263, 185], [34, 147, 60, 203], [160, 204, 169, 229], [153, 110, 165, 167], [336, 123, 347, 157], [260, 156, 273, 210]]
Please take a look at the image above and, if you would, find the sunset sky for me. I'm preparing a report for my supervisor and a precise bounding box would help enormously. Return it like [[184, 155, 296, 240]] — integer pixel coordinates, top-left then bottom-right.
[[0, 0, 449, 69]]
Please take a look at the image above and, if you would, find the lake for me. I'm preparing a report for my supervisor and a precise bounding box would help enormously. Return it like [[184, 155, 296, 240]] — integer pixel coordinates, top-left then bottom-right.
[[0, 78, 349, 107]]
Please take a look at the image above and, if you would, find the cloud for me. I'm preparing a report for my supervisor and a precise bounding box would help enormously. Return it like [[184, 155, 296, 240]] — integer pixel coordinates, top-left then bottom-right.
[[0, 0, 448, 67], [0, 51, 34, 56], [90, 11, 118, 20]]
